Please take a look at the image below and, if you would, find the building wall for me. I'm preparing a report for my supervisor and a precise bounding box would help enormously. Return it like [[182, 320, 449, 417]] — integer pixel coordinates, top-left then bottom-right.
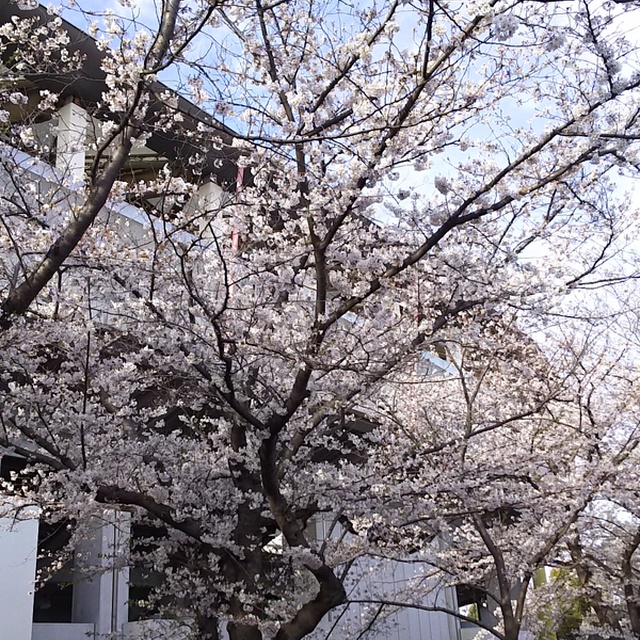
[[316, 557, 460, 640], [0, 504, 39, 640], [308, 517, 461, 640], [32, 622, 95, 640]]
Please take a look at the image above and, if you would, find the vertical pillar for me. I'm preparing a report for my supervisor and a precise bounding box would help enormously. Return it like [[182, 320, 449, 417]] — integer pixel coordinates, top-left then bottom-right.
[[0, 502, 39, 640], [196, 178, 225, 236], [56, 100, 87, 182], [72, 509, 130, 637]]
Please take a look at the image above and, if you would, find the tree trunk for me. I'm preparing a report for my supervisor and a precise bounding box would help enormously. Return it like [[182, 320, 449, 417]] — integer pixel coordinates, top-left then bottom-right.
[[622, 530, 640, 636], [196, 613, 221, 640], [227, 622, 262, 640]]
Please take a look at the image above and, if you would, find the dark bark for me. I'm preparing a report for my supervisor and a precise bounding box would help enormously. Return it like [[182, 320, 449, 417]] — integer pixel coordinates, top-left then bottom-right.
[[472, 515, 520, 640], [227, 622, 262, 640], [622, 530, 640, 636], [260, 434, 346, 640], [196, 614, 221, 640], [95, 485, 205, 541], [274, 565, 346, 640], [567, 537, 623, 632], [0, 130, 135, 327]]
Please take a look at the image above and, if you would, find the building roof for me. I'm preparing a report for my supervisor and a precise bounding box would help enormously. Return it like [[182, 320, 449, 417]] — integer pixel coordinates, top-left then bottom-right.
[[0, 2, 241, 188]]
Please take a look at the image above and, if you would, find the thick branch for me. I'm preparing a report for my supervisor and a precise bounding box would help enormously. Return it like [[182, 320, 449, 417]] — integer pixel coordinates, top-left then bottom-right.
[[260, 434, 346, 639], [95, 484, 205, 541], [622, 529, 640, 635], [472, 514, 518, 639]]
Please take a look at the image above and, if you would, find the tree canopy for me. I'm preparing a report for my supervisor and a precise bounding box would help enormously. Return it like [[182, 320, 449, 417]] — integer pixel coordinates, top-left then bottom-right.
[[2, 0, 640, 638]]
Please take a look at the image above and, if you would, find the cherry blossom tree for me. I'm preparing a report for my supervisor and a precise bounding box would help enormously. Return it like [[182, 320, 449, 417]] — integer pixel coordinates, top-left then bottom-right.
[[2, 0, 640, 639]]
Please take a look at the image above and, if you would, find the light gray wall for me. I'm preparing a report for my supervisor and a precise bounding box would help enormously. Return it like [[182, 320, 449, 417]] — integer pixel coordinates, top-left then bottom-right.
[[0, 506, 39, 640]]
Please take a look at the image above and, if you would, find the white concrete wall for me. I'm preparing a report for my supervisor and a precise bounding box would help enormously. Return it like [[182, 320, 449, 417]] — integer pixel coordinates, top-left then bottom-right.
[[72, 511, 130, 637], [309, 518, 460, 640], [32, 622, 95, 640], [124, 619, 191, 639], [0, 505, 39, 640], [312, 557, 459, 640], [55, 101, 87, 182]]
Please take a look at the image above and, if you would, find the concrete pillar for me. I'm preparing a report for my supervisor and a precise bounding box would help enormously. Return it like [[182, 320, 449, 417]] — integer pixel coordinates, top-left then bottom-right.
[[72, 509, 130, 637], [56, 100, 87, 182], [196, 179, 225, 236], [0, 502, 39, 640]]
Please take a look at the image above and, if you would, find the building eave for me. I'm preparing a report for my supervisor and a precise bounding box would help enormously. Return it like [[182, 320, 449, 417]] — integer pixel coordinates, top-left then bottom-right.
[[0, 2, 241, 188]]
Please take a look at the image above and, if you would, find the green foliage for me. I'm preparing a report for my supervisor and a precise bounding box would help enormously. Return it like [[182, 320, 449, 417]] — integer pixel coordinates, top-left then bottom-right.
[[549, 569, 591, 640]]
